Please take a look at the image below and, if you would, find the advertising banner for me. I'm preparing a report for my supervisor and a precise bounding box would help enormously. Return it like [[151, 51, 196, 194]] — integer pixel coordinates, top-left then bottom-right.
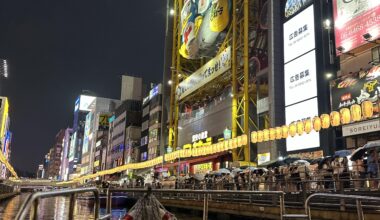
[[179, 0, 231, 59], [330, 65, 380, 110], [284, 50, 317, 106], [285, 97, 320, 151], [284, 0, 313, 19], [257, 152, 270, 165], [69, 132, 77, 162], [333, 0, 380, 53], [176, 46, 231, 100], [283, 5, 315, 63], [98, 114, 110, 130]]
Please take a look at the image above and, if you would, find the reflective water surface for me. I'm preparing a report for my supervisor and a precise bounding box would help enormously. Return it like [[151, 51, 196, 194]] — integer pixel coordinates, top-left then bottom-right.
[[0, 193, 202, 220]]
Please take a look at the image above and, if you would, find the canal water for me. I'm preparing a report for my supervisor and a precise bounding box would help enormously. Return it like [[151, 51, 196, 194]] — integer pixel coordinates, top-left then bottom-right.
[[0, 193, 203, 220]]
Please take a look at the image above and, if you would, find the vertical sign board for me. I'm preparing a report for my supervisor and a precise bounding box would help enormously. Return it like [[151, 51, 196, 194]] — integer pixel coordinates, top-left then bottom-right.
[[333, 0, 380, 53], [283, 3, 320, 152]]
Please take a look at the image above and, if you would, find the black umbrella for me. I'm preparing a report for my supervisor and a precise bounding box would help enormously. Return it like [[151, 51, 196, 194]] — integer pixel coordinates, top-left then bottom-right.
[[350, 147, 366, 161], [317, 156, 332, 169]]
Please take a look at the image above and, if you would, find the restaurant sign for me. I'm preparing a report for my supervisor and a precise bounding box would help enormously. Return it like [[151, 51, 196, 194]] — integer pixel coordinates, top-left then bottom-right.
[[342, 119, 380, 137]]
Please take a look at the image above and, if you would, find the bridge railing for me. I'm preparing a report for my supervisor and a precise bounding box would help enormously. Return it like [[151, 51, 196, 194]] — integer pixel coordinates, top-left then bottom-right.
[[15, 187, 100, 220], [104, 188, 286, 220]]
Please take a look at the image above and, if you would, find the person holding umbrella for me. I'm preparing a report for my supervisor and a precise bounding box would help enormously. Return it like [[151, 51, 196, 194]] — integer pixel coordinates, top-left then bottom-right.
[[367, 150, 379, 189]]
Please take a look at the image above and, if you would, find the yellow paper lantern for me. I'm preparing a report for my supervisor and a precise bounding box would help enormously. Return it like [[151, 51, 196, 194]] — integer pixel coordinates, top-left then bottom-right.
[[304, 118, 312, 134], [351, 104, 362, 121], [269, 128, 276, 140], [232, 138, 238, 149], [296, 120, 304, 136], [313, 116, 321, 132], [282, 125, 289, 138], [263, 129, 270, 141], [218, 142, 224, 152], [330, 111, 340, 127], [251, 131, 258, 143], [361, 100, 373, 119], [275, 127, 282, 139], [224, 140, 229, 151], [228, 139, 233, 149], [257, 130, 264, 143], [241, 134, 248, 145], [320, 114, 330, 129], [289, 123, 297, 137], [340, 108, 351, 124], [237, 136, 243, 147]]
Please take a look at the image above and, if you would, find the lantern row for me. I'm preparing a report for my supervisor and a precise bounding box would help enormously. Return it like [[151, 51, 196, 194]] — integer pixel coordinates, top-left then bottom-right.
[[251, 101, 374, 143], [69, 135, 249, 183]]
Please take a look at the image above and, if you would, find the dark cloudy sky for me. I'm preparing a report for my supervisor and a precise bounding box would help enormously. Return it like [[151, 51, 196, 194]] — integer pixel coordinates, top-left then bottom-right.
[[0, 0, 166, 173]]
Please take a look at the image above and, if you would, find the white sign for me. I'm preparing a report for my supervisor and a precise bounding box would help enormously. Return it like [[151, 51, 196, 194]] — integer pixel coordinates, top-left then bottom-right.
[[286, 98, 320, 152], [79, 95, 96, 112], [284, 50, 317, 106], [192, 131, 208, 143], [257, 97, 269, 114], [177, 46, 231, 100], [283, 5, 315, 63], [258, 153, 270, 165], [342, 119, 380, 137]]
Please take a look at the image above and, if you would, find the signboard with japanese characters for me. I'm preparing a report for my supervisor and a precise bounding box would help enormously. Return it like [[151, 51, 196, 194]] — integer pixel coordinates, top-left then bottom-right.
[[333, 0, 380, 53], [283, 5, 315, 63], [330, 65, 380, 110], [284, 50, 317, 106], [177, 46, 231, 100]]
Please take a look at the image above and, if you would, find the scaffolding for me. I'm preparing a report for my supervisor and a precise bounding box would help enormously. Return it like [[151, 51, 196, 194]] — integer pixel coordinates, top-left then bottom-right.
[[168, 0, 258, 162]]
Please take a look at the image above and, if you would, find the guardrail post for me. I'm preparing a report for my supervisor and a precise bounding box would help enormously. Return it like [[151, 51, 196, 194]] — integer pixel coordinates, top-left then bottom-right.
[[68, 194, 75, 219], [203, 192, 209, 220], [32, 198, 38, 220], [93, 188, 100, 219], [106, 188, 111, 215], [356, 199, 364, 220], [279, 194, 284, 220]]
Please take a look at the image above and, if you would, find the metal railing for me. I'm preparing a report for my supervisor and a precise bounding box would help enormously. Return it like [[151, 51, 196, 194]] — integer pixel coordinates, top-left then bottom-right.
[[15, 187, 100, 220], [104, 188, 286, 220], [304, 193, 380, 220]]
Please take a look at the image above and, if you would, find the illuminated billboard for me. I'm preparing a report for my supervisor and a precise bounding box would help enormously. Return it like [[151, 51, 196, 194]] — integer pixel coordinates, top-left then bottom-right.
[[333, 0, 380, 53], [284, 50, 317, 106], [69, 132, 77, 162], [176, 46, 231, 100], [284, 0, 313, 19], [283, 5, 315, 63], [285, 98, 320, 151], [76, 95, 96, 112], [82, 113, 92, 154], [179, 0, 231, 59], [330, 65, 380, 110]]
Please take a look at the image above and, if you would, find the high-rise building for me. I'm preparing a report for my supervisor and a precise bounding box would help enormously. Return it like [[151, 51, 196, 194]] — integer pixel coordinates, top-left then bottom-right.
[[59, 128, 73, 181], [46, 129, 65, 179], [140, 84, 163, 162]]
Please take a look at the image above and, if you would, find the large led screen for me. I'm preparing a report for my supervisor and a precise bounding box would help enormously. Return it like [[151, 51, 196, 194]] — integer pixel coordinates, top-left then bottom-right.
[[284, 50, 317, 106], [333, 0, 380, 53], [285, 98, 320, 151], [283, 5, 315, 63]]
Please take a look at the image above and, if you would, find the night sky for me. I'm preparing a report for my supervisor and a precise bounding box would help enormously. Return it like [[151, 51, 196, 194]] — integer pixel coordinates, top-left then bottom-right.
[[0, 0, 166, 173]]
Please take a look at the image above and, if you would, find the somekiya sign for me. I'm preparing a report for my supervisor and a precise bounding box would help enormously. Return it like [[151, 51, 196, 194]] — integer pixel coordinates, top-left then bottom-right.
[[333, 0, 380, 53], [342, 119, 380, 137], [177, 46, 231, 100]]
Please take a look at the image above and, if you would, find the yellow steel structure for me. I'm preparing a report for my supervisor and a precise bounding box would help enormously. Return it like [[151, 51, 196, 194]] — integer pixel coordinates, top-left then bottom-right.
[[168, 0, 257, 162]]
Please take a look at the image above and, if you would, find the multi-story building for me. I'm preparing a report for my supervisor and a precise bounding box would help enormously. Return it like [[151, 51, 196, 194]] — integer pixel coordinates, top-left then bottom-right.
[[80, 98, 119, 176], [329, 1, 380, 150], [59, 128, 73, 181], [140, 84, 163, 161], [106, 75, 143, 171], [0, 97, 11, 178], [47, 129, 65, 179]]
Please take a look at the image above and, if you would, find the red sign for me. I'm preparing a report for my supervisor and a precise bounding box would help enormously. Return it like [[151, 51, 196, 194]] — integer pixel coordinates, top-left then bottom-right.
[[333, 0, 380, 53]]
